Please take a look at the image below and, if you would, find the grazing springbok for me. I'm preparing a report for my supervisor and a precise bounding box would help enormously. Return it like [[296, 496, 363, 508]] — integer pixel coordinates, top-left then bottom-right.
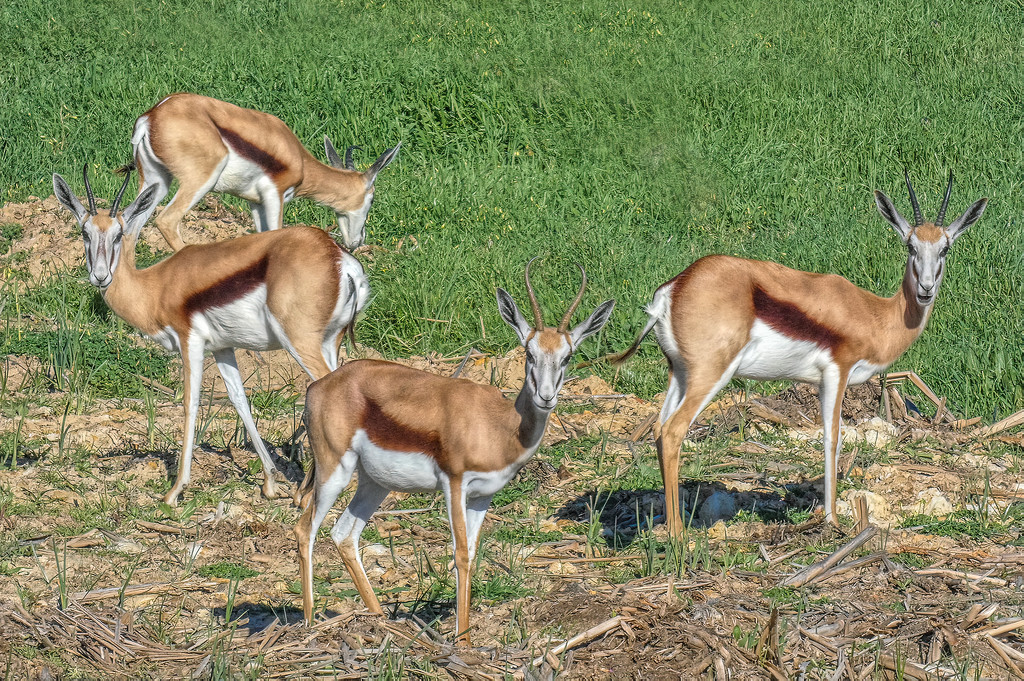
[[129, 92, 400, 251], [53, 167, 370, 504], [609, 172, 986, 534], [294, 261, 614, 644]]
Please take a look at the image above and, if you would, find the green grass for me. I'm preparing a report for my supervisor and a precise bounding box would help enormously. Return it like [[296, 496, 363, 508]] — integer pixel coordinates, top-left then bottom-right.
[[1, 272, 176, 400], [1, 0, 1022, 418]]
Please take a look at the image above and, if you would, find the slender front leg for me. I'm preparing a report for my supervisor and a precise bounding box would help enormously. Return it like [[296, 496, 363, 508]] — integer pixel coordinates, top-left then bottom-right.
[[464, 494, 494, 566], [212, 348, 280, 499], [165, 339, 206, 505], [255, 180, 284, 231], [818, 365, 850, 526], [445, 476, 473, 645]]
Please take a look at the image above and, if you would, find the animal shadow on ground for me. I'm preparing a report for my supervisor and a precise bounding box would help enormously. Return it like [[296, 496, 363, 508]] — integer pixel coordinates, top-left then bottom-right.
[[554, 477, 826, 549]]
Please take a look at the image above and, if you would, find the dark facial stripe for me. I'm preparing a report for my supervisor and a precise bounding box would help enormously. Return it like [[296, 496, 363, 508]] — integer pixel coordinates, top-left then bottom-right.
[[184, 257, 269, 316], [364, 399, 443, 461], [752, 286, 841, 350], [215, 124, 287, 176]]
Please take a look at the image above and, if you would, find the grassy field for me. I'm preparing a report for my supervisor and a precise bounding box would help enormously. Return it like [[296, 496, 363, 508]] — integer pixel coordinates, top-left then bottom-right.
[[2, 1, 1022, 414], [2, 3, 1024, 676]]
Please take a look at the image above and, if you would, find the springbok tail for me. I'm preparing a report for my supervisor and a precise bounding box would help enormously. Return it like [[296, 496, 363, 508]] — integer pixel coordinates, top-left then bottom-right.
[[294, 403, 317, 508], [115, 160, 137, 176], [607, 313, 659, 365]]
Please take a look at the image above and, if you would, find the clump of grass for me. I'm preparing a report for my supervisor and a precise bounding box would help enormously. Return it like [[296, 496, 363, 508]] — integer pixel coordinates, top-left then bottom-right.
[[0, 223, 23, 254], [197, 562, 259, 581], [900, 510, 1011, 540]]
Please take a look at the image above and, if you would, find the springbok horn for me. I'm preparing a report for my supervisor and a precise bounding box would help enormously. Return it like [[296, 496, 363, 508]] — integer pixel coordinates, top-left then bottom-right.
[[524, 257, 544, 329], [345, 145, 361, 171], [110, 168, 133, 217], [82, 164, 97, 215], [904, 169, 923, 227], [935, 170, 953, 227], [557, 265, 587, 333]]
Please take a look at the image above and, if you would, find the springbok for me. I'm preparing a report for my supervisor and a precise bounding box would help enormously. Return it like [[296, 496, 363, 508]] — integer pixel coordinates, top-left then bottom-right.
[[294, 261, 614, 644], [129, 92, 400, 251], [610, 172, 986, 533], [53, 166, 370, 504]]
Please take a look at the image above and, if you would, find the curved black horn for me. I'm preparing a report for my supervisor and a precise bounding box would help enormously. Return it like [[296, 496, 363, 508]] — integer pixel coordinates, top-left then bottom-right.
[[110, 168, 133, 217], [82, 164, 97, 215], [345, 145, 361, 171], [904, 168, 923, 227], [524, 257, 544, 329], [935, 170, 953, 227], [557, 265, 587, 333]]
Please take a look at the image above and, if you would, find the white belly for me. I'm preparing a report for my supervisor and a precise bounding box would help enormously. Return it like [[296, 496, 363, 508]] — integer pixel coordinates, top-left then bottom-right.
[[191, 286, 281, 351], [352, 430, 444, 493], [214, 152, 271, 202], [735, 320, 832, 384]]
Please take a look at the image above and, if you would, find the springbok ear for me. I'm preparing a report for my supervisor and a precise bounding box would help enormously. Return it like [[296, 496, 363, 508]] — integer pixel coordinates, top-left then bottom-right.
[[874, 190, 913, 242], [364, 142, 401, 188], [946, 197, 988, 243], [496, 288, 532, 344], [122, 185, 162, 237], [52, 173, 89, 224], [570, 300, 615, 347], [324, 136, 344, 169]]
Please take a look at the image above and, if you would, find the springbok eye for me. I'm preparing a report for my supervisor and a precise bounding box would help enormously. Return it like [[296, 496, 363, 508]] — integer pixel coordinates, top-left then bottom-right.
[[939, 246, 949, 257], [114, 231, 124, 243]]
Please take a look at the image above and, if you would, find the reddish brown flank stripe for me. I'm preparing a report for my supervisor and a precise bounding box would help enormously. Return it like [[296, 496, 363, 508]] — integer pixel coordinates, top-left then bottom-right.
[[752, 286, 842, 350], [215, 124, 287, 176], [363, 399, 443, 459], [184, 257, 269, 316]]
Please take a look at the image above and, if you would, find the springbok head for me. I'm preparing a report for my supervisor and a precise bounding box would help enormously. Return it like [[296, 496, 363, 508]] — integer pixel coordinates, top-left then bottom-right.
[[324, 138, 401, 250], [874, 171, 988, 306], [497, 259, 615, 411], [53, 166, 160, 288]]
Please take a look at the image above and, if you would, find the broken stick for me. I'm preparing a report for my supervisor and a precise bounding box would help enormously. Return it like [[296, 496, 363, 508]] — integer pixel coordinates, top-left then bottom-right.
[[781, 526, 877, 587]]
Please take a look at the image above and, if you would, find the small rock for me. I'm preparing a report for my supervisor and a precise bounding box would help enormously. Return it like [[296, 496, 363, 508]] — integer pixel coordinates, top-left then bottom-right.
[[361, 543, 390, 558]]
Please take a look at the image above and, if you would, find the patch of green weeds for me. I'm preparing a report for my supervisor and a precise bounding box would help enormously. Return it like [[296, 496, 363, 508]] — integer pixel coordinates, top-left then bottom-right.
[[890, 552, 929, 569], [901, 509, 1011, 540], [473, 569, 532, 603], [732, 624, 759, 648], [491, 474, 537, 508], [492, 524, 563, 545], [542, 435, 602, 469], [785, 507, 813, 525], [197, 562, 259, 580], [0, 223, 23, 254], [251, 389, 299, 420]]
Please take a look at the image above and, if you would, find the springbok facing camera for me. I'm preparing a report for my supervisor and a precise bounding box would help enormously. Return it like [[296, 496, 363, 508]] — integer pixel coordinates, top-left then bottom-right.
[[610, 172, 986, 534], [294, 261, 614, 644], [129, 93, 400, 251], [53, 166, 370, 504]]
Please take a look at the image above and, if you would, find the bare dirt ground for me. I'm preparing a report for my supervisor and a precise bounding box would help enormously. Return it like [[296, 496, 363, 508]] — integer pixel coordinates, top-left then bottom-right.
[[1, 198, 1023, 679]]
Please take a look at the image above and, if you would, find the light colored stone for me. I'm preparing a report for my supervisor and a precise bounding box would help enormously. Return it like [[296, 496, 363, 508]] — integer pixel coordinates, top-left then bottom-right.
[[906, 488, 954, 517], [837, 489, 899, 528]]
